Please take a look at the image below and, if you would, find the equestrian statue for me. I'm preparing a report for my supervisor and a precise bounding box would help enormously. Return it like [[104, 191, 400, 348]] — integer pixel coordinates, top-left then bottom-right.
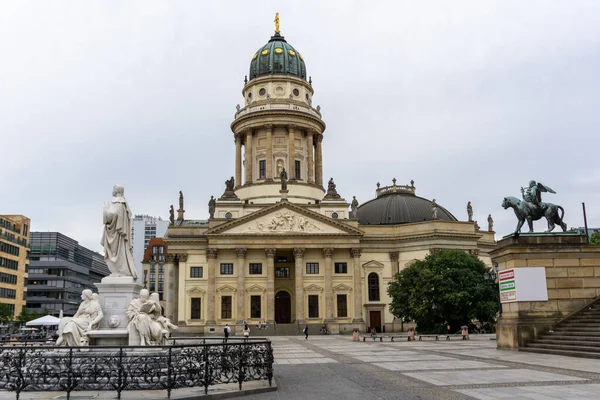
[[502, 180, 567, 234]]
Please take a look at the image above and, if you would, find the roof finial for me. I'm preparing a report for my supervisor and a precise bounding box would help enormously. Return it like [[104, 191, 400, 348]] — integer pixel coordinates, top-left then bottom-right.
[[274, 12, 280, 34]]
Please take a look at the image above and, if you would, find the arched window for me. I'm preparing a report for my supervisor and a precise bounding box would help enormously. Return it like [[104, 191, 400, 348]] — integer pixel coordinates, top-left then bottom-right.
[[368, 273, 380, 301]]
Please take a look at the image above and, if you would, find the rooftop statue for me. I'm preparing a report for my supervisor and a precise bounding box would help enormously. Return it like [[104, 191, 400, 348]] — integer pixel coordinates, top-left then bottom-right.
[[208, 196, 216, 219], [502, 180, 567, 234], [351, 196, 359, 218], [467, 201, 473, 222], [280, 168, 288, 191]]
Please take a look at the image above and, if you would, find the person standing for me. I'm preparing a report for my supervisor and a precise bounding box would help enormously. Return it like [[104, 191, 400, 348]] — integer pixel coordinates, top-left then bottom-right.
[[243, 324, 250, 339], [224, 324, 231, 342], [303, 325, 309, 340]]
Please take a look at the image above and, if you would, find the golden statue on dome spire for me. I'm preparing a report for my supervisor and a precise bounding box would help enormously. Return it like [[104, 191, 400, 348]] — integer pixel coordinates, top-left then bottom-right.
[[274, 12, 280, 34]]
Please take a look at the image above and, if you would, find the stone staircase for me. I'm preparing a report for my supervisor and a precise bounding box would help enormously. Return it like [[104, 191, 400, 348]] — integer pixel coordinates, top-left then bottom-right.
[[523, 299, 600, 359]]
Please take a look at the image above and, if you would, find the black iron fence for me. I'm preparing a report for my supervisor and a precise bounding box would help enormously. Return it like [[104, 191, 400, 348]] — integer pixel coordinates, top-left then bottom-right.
[[0, 338, 274, 399]]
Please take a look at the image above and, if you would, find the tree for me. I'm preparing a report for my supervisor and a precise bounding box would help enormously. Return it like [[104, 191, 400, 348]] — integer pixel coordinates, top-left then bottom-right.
[[387, 249, 499, 334], [0, 304, 13, 324], [590, 231, 600, 245]]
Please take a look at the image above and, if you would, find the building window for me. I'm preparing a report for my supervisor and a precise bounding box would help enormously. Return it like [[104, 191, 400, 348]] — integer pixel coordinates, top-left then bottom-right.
[[249, 263, 262, 275], [152, 246, 158, 254], [368, 273, 380, 301], [250, 295, 261, 319], [220, 263, 233, 275], [158, 274, 164, 282], [294, 160, 301, 180], [306, 263, 319, 274], [159, 255, 165, 262], [221, 296, 232, 319], [225, 212, 233, 220], [190, 267, 203, 278], [334, 262, 347, 274], [308, 295, 319, 318], [158, 264, 164, 273], [149, 274, 155, 282], [159, 246, 164, 254], [337, 294, 348, 318], [191, 298, 201, 320], [149, 283, 156, 291], [259, 160, 266, 179], [150, 264, 156, 273], [158, 282, 164, 291], [275, 267, 290, 278], [331, 212, 339, 219]]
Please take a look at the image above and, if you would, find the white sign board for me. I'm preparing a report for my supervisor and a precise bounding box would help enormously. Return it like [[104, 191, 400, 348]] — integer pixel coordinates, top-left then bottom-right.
[[499, 267, 548, 303]]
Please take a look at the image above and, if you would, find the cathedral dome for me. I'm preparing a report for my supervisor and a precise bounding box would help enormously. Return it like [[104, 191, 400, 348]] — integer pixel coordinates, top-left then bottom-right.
[[249, 33, 307, 81], [357, 181, 457, 225]]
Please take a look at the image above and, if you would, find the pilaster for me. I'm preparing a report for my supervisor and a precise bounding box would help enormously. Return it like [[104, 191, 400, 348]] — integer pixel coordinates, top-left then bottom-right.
[[235, 134, 242, 188], [244, 130, 253, 185], [307, 130, 314, 183], [266, 124, 273, 181], [389, 251, 400, 277], [315, 134, 323, 187], [288, 125, 295, 180]]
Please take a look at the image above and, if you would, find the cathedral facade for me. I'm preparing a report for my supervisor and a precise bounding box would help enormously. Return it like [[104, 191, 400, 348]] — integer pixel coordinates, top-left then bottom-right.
[[162, 23, 496, 334]]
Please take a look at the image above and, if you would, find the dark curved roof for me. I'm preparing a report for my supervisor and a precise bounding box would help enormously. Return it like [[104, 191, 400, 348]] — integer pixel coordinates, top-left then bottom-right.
[[249, 33, 307, 81], [357, 192, 457, 225]]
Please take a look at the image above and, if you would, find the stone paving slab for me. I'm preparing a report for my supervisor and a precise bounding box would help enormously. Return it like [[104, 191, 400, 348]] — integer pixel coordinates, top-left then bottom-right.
[[377, 359, 506, 371], [456, 383, 600, 400], [404, 368, 587, 386]]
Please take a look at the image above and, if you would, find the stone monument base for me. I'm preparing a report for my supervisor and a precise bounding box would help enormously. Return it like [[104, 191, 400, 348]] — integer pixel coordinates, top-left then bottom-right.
[[92, 276, 142, 346], [491, 232, 600, 350]]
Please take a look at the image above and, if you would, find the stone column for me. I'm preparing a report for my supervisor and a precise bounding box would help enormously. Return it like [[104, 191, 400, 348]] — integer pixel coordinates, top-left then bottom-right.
[[166, 254, 182, 324], [244, 130, 253, 185], [323, 248, 334, 321], [315, 134, 323, 187], [288, 125, 295, 179], [206, 249, 218, 324], [266, 124, 273, 181], [390, 251, 400, 277], [235, 134, 242, 188], [306, 130, 314, 184], [236, 248, 247, 323], [293, 248, 305, 322], [351, 248, 364, 322], [265, 248, 276, 323]]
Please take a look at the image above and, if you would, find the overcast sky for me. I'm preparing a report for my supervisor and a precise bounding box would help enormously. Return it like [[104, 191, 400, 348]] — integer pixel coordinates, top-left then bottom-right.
[[2, 1, 599, 253]]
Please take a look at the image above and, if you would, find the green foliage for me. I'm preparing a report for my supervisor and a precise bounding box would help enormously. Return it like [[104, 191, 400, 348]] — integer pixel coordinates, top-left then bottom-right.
[[387, 249, 499, 334], [15, 308, 46, 325], [590, 231, 600, 245], [0, 304, 13, 324]]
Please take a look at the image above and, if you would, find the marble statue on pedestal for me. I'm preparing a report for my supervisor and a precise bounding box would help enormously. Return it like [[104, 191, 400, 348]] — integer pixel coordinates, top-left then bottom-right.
[[101, 185, 137, 279], [126, 289, 177, 346], [56, 289, 103, 346]]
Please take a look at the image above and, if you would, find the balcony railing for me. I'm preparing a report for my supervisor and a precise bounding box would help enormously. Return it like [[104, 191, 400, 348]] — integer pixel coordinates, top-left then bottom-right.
[[234, 99, 322, 120]]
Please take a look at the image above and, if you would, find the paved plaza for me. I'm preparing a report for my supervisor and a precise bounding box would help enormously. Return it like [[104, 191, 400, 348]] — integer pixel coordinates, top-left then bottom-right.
[[245, 334, 600, 400]]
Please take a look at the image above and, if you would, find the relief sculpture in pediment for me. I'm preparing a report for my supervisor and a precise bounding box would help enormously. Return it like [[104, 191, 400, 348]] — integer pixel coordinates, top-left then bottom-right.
[[247, 211, 324, 233]]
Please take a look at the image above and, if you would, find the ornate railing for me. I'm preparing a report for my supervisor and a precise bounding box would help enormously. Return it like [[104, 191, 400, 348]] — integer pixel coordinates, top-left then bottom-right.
[[0, 338, 273, 400]]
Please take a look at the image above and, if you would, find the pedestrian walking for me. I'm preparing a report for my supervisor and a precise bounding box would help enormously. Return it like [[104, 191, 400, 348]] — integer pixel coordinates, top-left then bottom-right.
[[224, 324, 231, 342], [461, 325, 469, 340], [303, 325, 309, 340], [243, 324, 250, 339]]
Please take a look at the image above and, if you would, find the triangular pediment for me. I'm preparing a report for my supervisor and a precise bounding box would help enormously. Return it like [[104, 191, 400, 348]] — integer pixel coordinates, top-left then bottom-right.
[[216, 284, 237, 293], [246, 284, 266, 293], [304, 284, 323, 293], [186, 286, 206, 295], [362, 260, 385, 269], [333, 283, 353, 292], [205, 202, 363, 236]]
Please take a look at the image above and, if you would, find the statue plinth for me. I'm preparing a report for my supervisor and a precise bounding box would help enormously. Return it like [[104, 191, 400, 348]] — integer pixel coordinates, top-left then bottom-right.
[[279, 190, 289, 201], [177, 209, 185, 221], [92, 278, 143, 346]]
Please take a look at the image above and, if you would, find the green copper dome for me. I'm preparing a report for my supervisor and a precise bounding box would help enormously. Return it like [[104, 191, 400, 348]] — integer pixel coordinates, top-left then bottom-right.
[[249, 33, 307, 81]]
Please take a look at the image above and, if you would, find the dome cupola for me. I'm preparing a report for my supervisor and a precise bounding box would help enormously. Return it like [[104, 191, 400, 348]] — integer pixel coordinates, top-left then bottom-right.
[[357, 179, 457, 225], [249, 14, 307, 81]]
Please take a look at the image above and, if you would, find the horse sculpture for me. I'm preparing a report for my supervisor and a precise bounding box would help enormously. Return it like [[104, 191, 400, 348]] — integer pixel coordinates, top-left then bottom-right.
[[502, 196, 567, 234]]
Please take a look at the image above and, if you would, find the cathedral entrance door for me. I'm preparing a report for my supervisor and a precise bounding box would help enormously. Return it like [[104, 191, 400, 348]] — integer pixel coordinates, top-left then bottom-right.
[[369, 311, 382, 333], [275, 291, 291, 323]]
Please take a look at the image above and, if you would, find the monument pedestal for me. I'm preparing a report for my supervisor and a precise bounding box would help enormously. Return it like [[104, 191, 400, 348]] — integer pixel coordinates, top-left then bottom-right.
[[91, 276, 142, 346], [491, 233, 600, 349]]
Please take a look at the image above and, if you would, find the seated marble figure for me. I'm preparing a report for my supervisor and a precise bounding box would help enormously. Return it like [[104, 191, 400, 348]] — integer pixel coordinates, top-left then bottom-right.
[[126, 289, 177, 345], [56, 289, 103, 346]]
